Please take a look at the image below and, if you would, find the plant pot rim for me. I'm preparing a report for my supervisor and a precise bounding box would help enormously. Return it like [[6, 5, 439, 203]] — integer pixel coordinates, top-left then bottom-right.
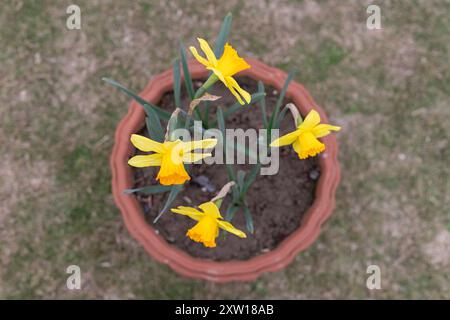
[[110, 58, 340, 282]]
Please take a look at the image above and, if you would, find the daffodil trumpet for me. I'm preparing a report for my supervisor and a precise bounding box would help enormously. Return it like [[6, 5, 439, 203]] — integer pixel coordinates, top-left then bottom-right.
[[171, 183, 246, 248], [128, 134, 218, 185], [190, 38, 251, 105], [270, 109, 341, 159]]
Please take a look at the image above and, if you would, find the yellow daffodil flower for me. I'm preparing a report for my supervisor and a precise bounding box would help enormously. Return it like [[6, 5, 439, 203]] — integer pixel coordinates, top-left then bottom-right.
[[128, 134, 217, 185], [270, 109, 341, 159], [171, 201, 246, 248], [190, 38, 251, 105]]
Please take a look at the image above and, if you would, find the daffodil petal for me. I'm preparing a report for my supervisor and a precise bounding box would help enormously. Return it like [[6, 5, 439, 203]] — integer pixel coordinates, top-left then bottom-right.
[[182, 152, 212, 163], [207, 67, 227, 85], [199, 202, 222, 219], [299, 109, 321, 131], [226, 83, 244, 105], [270, 130, 301, 147], [197, 38, 217, 66], [182, 138, 217, 152], [217, 220, 246, 238], [212, 68, 244, 105], [227, 76, 251, 104], [311, 124, 341, 138], [220, 76, 243, 105], [292, 138, 301, 155], [189, 46, 211, 67], [171, 206, 205, 221], [130, 134, 165, 153], [127, 154, 163, 167]]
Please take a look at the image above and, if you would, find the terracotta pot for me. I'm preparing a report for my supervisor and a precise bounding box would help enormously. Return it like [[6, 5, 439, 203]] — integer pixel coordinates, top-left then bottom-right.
[[111, 58, 340, 282]]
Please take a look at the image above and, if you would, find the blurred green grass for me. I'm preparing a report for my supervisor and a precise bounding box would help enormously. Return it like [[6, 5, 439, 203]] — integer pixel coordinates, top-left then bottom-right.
[[0, 0, 449, 299]]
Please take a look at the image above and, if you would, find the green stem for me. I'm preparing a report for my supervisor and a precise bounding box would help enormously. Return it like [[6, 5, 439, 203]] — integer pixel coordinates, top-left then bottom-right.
[[214, 198, 223, 209], [203, 101, 211, 129], [194, 74, 218, 99], [192, 74, 218, 123]]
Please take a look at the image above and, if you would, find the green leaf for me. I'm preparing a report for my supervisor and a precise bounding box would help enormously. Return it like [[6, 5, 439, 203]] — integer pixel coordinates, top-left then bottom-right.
[[243, 205, 254, 234], [223, 101, 245, 119], [214, 198, 224, 209], [202, 100, 211, 129], [241, 163, 261, 197], [183, 113, 193, 130], [123, 185, 173, 194], [275, 105, 290, 129], [179, 40, 195, 100], [217, 107, 236, 181], [225, 203, 239, 222], [153, 185, 183, 223], [145, 108, 164, 143], [214, 12, 233, 57], [216, 107, 227, 151], [167, 109, 181, 141], [237, 170, 246, 191], [173, 58, 182, 109], [102, 77, 171, 120], [224, 164, 236, 186], [258, 81, 268, 128], [268, 70, 296, 130], [231, 183, 240, 202]]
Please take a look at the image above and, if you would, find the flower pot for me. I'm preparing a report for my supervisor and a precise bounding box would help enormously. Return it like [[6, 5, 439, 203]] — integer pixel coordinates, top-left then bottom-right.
[[110, 58, 340, 282]]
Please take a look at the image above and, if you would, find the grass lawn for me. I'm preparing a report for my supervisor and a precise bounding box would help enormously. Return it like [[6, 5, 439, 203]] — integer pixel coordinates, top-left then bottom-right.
[[0, 0, 449, 299]]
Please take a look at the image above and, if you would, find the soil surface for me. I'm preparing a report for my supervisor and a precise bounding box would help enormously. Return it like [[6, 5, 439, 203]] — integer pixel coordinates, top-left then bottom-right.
[[132, 77, 319, 261]]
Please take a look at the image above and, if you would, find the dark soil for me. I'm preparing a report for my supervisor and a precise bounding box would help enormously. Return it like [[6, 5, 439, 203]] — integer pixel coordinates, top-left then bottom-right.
[[131, 77, 319, 261]]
